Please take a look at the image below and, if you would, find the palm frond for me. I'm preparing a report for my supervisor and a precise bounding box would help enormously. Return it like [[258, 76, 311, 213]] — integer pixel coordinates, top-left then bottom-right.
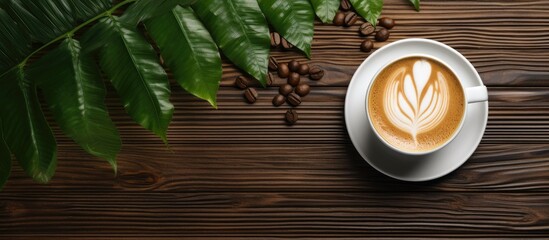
[[28, 38, 121, 171], [96, 16, 174, 142], [0, 67, 57, 184], [146, 6, 222, 108]]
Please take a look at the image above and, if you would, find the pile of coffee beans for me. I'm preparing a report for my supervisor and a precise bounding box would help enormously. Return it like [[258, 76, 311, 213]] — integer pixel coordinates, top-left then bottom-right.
[[333, 0, 395, 52], [273, 57, 325, 125], [237, 56, 325, 125]]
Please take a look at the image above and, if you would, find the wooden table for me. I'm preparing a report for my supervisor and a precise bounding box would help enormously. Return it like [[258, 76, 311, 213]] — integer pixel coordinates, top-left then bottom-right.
[[2, 0, 549, 238]]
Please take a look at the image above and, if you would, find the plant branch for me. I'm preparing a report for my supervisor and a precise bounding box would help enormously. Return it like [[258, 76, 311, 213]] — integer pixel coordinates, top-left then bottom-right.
[[17, 0, 137, 68]]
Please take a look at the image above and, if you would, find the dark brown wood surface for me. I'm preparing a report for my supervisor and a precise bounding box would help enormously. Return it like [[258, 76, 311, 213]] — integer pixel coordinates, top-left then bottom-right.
[[2, 0, 549, 238]]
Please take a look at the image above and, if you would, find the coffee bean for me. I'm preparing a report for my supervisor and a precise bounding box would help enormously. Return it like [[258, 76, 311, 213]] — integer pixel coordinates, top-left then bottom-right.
[[340, 0, 352, 11], [359, 22, 375, 36], [360, 39, 374, 52], [266, 72, 274, 87], [295, 84, 311, 97], [268, 56, 279, 71], [272, 94, 285, 107], [279, 84, 293, 96], [270, 32, 281, 48], [235, 76, 250, 89], [288, 60, 300, 72], [309, 66, 325, 80], [281, 38, 293, 49], [379, 17, 395, 29], [333, 12, 345, 26], [375, 28, 390, 42], [344, 12, 358, 27], [285, 109, 299, 125], [278, 63, 290, 78], [288, 72, 301, 86], [298, 63, 310, 75], [287, 93, 302, 106], [244, 88, 259, 103]]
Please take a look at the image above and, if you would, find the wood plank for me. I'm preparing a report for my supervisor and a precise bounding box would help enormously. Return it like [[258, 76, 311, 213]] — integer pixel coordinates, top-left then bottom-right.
[[2, 143, 549, 192], [2, 192, 549, 237]]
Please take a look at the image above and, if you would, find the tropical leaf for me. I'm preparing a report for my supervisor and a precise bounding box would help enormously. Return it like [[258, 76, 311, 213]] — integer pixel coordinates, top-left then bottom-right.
[[258, 0, 314, 58], [0, 8, 31, 72], [146, 6, 222, 108], [349, 0, 383, 27], [70, 0, 112, 20], [309, 0, 339, 24], [121, 0, 197, 25], [96, 16, 174, 142], [0, 67, 57, 184], [192, 0, 270, 86], [28, 38, 121, 171], [0, 126, 10, 190], [408, 0, 420, 11], [3, 0, 77, 43]]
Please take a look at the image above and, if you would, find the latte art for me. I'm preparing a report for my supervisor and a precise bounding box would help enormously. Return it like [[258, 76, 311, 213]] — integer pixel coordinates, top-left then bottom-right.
[[384, 60, 450, 144], [368, 57, 465, 153]]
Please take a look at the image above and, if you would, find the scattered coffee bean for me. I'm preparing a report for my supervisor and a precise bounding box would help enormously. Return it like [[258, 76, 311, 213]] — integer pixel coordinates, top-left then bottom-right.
[[298, 63, 310, 75], [266, 72, 274, 87], [288, 72, 301, 86], [340, 0, 352, 11], [359, 22, 375, 36], [278, 63, 290, 78], [360, 39, 374, 52], [270, 32, 281, 48], [295, 84, 311, 97], [244, 88, 259, 103], [344, 12, 358, 27], [288, 60, 300, 72], [375, 28, 390, 42], [333, 12, 345, 26], [281, 38, 293, 49], [309, 66, 325, 80], [379, 17, 395, 29], [268, 56, 279, 71], [235, 76, 250, 89], [272, 94, 285, 107], [279, 84, 293, 96], [285, 109, 299, 125], [287, 93, 302, 106]]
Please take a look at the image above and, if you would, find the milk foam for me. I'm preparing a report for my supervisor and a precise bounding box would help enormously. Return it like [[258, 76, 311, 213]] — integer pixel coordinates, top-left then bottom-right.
[[382, 60, 450, 145]]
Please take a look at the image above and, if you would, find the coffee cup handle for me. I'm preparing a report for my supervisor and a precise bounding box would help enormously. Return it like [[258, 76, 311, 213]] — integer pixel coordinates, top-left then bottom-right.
[[465, 85, 488, 103]]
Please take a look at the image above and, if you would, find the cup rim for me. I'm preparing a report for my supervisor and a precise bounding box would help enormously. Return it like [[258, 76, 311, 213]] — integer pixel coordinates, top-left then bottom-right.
[[365, 53, 468, 156]]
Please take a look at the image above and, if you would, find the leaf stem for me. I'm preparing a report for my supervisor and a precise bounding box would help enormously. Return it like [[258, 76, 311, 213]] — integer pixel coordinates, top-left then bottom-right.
[[18, 0, 137, 68]]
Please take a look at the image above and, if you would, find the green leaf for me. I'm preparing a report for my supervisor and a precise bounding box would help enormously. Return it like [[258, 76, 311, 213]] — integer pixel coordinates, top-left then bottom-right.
[[146, 6, 222, 108], [28, 38, 121, 171], [193, 0, 270, 86], [257, 0, 314, 58], [349, 0, 383, 27], [0, 125, 11, 190], [0, 8, 31, 72], [4, 0, 76, 43], [408, 0, 420, 11], [0, 67, 57, 184], [70, 0, 111, 20], [96, 16, 174, 142], [121, 0, 197, 25], [309, 0, 340, 24]]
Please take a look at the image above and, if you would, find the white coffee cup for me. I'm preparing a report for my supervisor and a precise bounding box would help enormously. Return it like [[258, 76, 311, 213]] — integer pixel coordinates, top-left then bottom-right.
[[365, 54, 488, 156]]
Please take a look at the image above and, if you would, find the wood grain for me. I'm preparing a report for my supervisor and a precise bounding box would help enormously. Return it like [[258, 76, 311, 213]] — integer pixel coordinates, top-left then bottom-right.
[[2, 192, 549, 237], [2, 0, 549, 238]]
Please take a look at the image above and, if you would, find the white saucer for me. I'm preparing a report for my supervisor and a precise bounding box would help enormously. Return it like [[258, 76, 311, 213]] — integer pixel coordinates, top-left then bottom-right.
[[344, 38, 489, 182]]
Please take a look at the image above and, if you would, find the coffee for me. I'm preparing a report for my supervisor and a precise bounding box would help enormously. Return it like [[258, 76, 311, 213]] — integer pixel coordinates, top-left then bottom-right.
[[368, 56, 465, 153]]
